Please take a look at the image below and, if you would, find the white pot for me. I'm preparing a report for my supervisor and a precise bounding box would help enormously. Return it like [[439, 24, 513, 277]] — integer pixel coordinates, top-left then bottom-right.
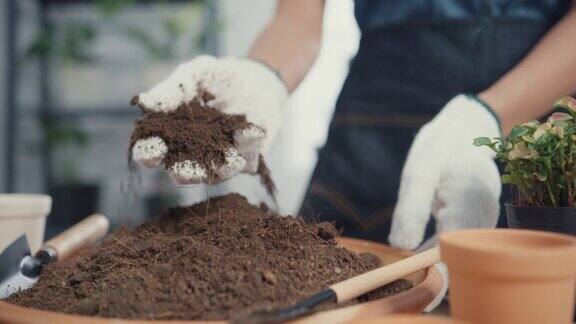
[[0, 194, 52, 254]]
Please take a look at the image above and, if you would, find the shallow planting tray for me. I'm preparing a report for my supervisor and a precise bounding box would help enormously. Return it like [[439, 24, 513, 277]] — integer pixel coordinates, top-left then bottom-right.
[[0, 237, 444, 324]]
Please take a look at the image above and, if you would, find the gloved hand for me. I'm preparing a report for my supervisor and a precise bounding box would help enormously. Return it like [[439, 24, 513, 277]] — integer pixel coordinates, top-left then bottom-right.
[[389, 94, 502, 250], [131, 56, 287, 185]]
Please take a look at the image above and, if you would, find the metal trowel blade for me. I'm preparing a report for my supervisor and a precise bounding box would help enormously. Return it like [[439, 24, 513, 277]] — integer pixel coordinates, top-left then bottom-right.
[[0, 235, 41, 298]]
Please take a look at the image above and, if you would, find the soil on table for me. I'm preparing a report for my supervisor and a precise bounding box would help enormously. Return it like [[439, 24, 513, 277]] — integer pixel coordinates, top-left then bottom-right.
[[7, 194, 413, 320], [130, 97, 276, 197]]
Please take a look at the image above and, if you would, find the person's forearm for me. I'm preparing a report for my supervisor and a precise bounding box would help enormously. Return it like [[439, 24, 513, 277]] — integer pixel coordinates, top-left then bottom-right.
[[249, 0, 324, 92], [480, 7, 576, 135]]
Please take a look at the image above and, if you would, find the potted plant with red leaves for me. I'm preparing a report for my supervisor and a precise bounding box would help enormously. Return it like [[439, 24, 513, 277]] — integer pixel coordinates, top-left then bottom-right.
[[474, 97, 576, 235]]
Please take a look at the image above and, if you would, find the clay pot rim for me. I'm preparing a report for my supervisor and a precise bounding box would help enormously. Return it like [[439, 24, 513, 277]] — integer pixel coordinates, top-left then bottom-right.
[[440, 229, 576, 278], [354, 315, 460, 324], [441, 228, 576, 253]]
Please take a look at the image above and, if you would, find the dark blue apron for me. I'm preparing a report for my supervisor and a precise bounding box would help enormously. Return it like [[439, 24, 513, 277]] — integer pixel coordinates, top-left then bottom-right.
[[300, 3, 567, 244]]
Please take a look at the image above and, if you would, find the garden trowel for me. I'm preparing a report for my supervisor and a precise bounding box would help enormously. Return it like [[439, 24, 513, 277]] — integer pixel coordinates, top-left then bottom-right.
[[237, 246, 441, 323], [0, 213, 109, 298]]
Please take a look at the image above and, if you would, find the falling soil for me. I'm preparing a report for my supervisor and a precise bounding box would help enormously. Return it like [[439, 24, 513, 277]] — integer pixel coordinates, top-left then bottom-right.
[[7, 194, 412, 320], [130, 97, 276, 197], [257, 155, 276, 198]]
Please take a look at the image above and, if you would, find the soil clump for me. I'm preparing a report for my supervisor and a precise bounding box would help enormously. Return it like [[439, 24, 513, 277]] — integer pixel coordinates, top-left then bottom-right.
[[130, 99, 276, 196]]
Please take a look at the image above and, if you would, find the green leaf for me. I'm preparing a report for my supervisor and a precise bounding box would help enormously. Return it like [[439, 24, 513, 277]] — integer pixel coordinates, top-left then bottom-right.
[[522, 134, 534, 143], [548, 112, 573, 124], [533, 172, 547, 181], [502, 171, 525, 185], [473, 137, 493, 147], [533, 123, 552, 140], [508, 126, 531, 141], [501, 174, 516, 184], [554, 97, 576, 113]]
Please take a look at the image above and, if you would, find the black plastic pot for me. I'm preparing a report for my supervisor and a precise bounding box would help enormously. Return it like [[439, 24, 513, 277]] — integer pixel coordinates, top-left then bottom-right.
[[505, 203, 576, 236], [46, 183, 100, 239]]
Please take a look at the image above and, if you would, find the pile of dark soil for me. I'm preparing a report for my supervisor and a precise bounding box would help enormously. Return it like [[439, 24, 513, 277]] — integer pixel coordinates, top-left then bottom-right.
[[8, 194, 412, 320], [130, 97, 276, 195]]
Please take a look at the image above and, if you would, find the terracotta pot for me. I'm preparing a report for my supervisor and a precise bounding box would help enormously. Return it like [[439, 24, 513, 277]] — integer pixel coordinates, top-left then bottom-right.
[[440, 229, 576, 324], [0, 237, 444, 324]]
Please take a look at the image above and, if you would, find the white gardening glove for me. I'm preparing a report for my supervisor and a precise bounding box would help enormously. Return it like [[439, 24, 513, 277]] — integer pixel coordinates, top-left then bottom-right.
[[130, 55, 287, 185], [389, 94, 502, 250]]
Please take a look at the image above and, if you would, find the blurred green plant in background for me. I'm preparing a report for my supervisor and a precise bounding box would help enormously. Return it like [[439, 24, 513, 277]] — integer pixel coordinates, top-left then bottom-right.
[[475, 97, 576, 207], [26, 0, 206, 63], [25, 0, 209, 186], [95, 0, 136, 16], [26, 22, 97, 64], [123, 16, 186, 61], [41, 120, 89, 184]]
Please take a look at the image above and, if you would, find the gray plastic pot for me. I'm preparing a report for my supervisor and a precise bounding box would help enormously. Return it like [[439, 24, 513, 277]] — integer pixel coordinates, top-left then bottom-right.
[[505, 203, 576, 236]]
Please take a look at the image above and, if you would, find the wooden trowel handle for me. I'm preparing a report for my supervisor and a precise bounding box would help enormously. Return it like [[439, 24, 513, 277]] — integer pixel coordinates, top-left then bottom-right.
[[330, 246, 441, 303], [41, 214, 109, 262]]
